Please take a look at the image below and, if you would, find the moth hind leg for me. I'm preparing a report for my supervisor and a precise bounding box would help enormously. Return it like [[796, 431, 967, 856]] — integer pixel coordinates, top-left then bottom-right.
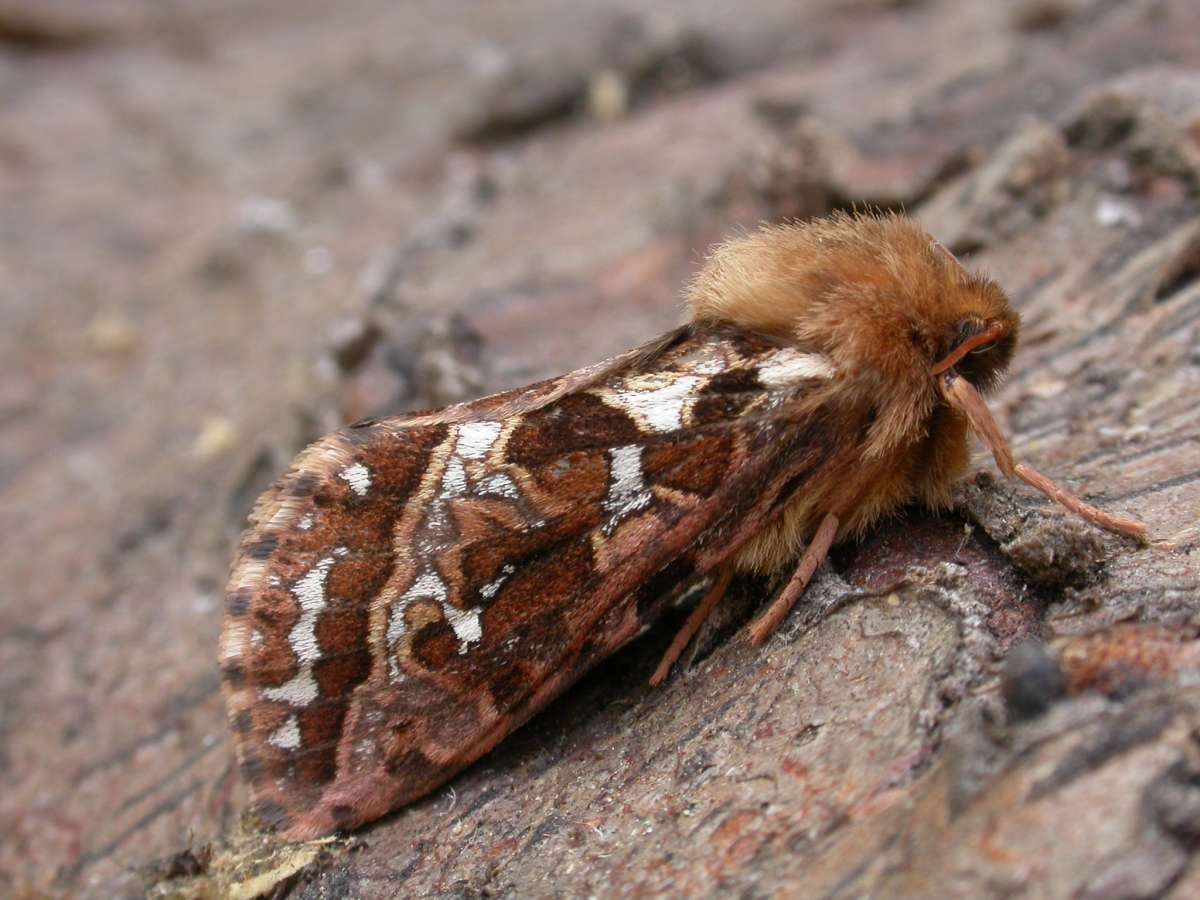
[[649, 567, 734, 687], [650, 511, 842, 683]]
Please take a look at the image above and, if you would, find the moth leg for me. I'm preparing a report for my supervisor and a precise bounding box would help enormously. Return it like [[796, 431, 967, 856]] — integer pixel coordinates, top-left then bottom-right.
[[941, 374, 1148, 542], [649, 567, 734, 687], [748, 512, 840, 646]]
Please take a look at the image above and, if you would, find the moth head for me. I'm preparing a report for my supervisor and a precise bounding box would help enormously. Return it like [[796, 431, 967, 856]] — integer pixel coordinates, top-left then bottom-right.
[[688, 212, 1020, 396]]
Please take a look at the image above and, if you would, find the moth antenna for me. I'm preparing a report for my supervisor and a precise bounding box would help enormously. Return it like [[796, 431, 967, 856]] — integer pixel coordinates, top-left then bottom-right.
[[942, 374, 1148, 543]]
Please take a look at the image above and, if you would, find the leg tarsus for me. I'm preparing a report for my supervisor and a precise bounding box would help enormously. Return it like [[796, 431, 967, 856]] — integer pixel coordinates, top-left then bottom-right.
[[748, 512, 839, 646]]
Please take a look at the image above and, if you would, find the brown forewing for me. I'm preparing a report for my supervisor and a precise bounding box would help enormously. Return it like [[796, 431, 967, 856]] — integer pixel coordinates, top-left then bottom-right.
[[220, 325, 848, 839]]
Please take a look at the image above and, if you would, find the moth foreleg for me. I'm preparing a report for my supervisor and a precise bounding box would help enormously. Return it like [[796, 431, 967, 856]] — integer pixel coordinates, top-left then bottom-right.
[[649, 567, 734, 687], [748, 512, 840, 645]]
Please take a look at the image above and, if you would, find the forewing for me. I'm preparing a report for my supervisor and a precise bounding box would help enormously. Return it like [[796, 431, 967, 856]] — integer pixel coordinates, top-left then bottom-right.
[[220, 326, 841, 837]]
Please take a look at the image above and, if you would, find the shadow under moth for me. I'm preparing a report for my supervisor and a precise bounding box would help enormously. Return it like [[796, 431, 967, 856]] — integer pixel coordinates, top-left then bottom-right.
[[220, 212, 1147, 840]]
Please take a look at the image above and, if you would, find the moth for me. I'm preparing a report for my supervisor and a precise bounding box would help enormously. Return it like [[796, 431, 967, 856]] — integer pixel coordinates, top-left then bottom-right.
[[220, 212, 1146, 840]]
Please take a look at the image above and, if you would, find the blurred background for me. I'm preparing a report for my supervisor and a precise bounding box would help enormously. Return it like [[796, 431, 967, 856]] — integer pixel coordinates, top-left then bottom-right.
[[3, 1, 1199, 896]]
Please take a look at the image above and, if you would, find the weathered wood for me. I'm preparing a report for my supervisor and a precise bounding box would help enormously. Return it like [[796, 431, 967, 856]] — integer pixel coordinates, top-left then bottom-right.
[[2, 1, 1199, 897]]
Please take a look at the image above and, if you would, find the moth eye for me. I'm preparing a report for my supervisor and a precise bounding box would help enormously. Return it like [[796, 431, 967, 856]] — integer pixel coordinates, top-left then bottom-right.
[[931, 318, 1006, 377], [953, 318, 986, 345]]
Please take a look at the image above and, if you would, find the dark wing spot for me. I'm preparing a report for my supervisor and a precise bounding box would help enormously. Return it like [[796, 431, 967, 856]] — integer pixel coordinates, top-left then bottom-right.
[[226, 588, 252, 617], [221, 661, 246, 688], [247, 536, 278, 560], [289, 473, 320, 498]]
